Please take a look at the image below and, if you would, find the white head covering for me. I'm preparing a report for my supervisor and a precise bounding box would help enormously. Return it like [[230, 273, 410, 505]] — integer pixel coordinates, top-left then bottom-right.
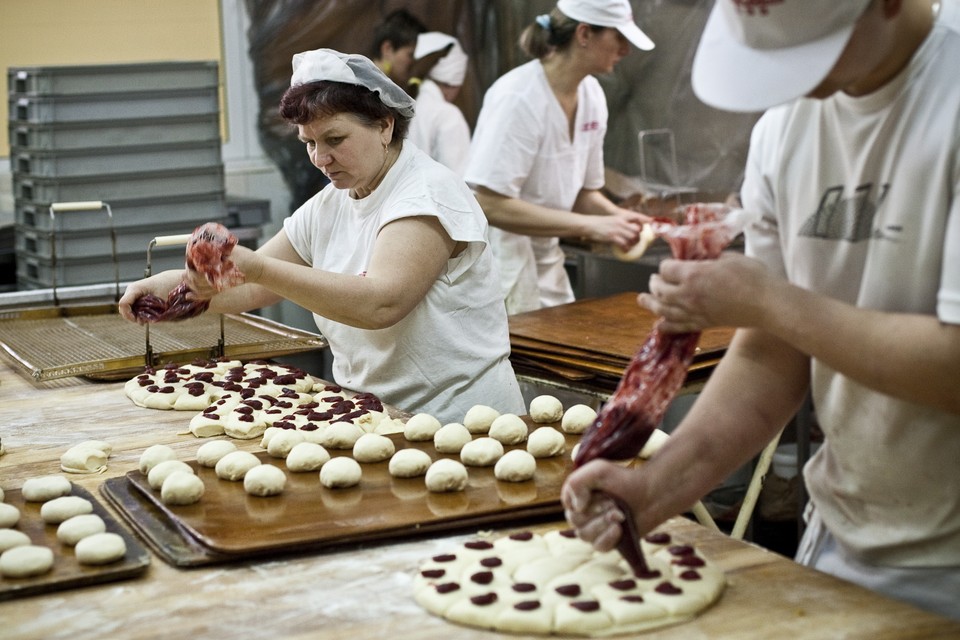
[[692, 0, 871, 112], [414, 32, 469, 86], [290, 48, 416, 118], [556, 0, 654, 51]]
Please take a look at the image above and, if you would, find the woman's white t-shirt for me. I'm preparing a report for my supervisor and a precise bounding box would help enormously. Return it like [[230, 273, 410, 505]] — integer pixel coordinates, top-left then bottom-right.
[[408, 79, 471, 176], [283, 143, 525, 423]]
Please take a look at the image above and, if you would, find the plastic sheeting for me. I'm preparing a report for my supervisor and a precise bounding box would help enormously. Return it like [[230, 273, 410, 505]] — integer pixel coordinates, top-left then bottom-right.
[[243, 0, 760, 212]]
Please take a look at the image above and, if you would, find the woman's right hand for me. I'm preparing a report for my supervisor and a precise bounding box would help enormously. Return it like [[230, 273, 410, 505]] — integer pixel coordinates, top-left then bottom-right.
[[117, 270, 185, 323], [582, 213, 644, 250]]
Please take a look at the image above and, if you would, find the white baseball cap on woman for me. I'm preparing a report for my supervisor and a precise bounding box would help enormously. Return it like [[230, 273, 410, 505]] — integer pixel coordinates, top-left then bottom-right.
[[557, 0, 655, 50], [692, 0, 873, 113]]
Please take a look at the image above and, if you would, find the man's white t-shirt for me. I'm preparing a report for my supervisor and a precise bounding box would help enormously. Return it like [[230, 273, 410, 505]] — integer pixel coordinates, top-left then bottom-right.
[[742, 24, 960, 566], [465, 59, 607, 314], [408, 79, 471, 176], [283, 143, 525, 423]]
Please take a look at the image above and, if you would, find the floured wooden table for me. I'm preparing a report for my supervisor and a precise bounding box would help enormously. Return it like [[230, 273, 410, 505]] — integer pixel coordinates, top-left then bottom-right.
[[1, 359, 958, 639]]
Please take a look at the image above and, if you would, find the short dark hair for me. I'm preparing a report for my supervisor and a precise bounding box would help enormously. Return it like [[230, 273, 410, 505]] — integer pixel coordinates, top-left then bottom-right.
[[279, 81, 410, 142], [371, 9, 426, 57]]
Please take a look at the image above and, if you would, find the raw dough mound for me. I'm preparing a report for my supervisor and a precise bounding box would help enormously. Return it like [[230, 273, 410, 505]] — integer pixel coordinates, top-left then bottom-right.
[[21, 475, 72, 502], [527, 426, 566, 458], [494, 449, 537, 482], [161, 470, 206, 505], [425, 458, 469, 492], [40, 495, 94, 524], [0, 503, 20, 528], [60, 445, 108, 474], [353, 433, 396, 463], [266, 430, 306, 459], [215, 450, 261, 481], [147, 460, 194, 491], [638, 428, 670, 459], [388, 449, 433, 478], [244, 464, 287, 497], [404, 413, 443, 442], [320, 422, 365, 450], [560, 404, 598, 434], [196, 440, 238, 468], [0, 545, 54, 578], [57, 514, 107, 546], [0, 528, 32, 553], [433, 423, 473, 454], [285, 442, 330, 472], [460, 437, 504, 467], [320, 457, 362, 489], [462, 405, 500, 435], [529, 395, 564, 424], [138, 444, 178, 475], [75, 532, 127, 565], [488, 413, 528, 445]]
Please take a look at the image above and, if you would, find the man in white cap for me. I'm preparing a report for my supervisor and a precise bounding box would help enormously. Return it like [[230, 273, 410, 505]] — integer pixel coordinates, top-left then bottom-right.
[[407, 32, 472, 175], [563, 0, 960, 620]]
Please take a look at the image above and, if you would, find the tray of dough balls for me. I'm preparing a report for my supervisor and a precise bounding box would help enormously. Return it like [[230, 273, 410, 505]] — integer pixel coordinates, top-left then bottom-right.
[[0, 478, 150, 601], [103, 395, 603, 566]]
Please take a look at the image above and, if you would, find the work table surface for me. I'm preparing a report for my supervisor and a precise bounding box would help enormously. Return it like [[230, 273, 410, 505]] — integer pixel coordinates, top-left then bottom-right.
[[1, 360, 958, 640]]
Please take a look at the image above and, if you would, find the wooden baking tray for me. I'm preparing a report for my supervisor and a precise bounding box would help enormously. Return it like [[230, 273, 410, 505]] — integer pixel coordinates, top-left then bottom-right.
[[0, 484, 150, 601], [0, 303, 327, 381], [104, 420, 583, 566]]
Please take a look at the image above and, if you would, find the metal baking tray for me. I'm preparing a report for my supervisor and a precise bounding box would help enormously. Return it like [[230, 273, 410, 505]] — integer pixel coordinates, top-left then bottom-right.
[[0, 302, 327, 381]]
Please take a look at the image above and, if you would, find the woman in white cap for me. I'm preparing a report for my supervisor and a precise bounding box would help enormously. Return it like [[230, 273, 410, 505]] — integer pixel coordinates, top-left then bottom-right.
[[465, 0, 654, 315], [119, 48, 525, 424], [564, 0, 960, 620], [407, 32, 472, 176]]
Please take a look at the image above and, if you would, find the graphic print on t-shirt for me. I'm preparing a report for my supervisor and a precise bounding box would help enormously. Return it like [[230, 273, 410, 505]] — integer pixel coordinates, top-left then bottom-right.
[[799, 182, 895, 242]]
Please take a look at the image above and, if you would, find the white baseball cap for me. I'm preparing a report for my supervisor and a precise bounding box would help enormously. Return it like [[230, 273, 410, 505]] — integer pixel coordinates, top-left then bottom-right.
[[692, 0, 872, 113], [557, 0, 655, 51], [414, 32, 469, 86]]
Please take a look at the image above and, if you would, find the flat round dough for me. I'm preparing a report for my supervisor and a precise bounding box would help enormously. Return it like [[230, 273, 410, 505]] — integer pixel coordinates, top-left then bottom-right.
[[404, 413, 443, 442], [319, 457, 362, 489], [56, 513, 107, 546], [73, 440, 113, 457], [196, 440, 238, 468], [494, 449, 537, 482], [75, 532, 127, 565], [266, 430, 306, 459], [244, 464, 287, 497], [561, 404, 598, 434], [488, 414, 528, 446], [0, 528, 31, 553], [527, 426, 566, 458], [463, 405, 500, 435], [60, 445, 108, 474], [215, 450, 261, 481], [0, 502, 20, 528], [147, 460, 194, 491], [40, 495, 94, 524], [529, 395, 564, 424], [425, 459, 468, 492], [388, 449, 433, 478], [161, 470, 205, 505], [353, 433, 396, 463], [21, 475, 72, 502], [460, 437, 504, 467], [433, 423, 473, 454], [285, 442, 331, 472], [320, 422, 365, 450], [138, 444, 177, 475], [0, 545, 54, 578]]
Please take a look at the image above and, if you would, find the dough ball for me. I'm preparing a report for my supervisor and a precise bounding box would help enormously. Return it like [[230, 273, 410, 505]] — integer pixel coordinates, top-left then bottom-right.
[[403, 413, 443, 442], [0, 502, 20, 528], [319, 457, 362, 489], [215, 450, 262, 481], [259, 426, 281, 449], [488, 413, 529, 445], [459, 437, 504, 467], [434, 423, 473, 454], [463, 405, 500, 435], [0, 545, 54, 578], [147, 460, 194, 491], [527, 426, 567, 458], [425, 458, 469, 492], [161, 470, 205, 506], [352, 433, 396, 463], [612, 222, 655, 262], [560, 404, 598, 434], [75, 532, 126, 565], [243, 464, 287, 497], [388, 449, 433, 478], [196, 440, 237, 468], [138, 444, 177, 475], [267, 430, 306, 459], [0, 528, 32, 553], [494, 449, 537, 482], [638, 428, 670, 459], [529, 395, 564, 424], [40, 495, 94, 524], [60, 445, 108, 474], [21, 475, 72, 502], [320, 422, 365, 450], [56, 513, 107, 546], [285, 442, 330, 472]]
